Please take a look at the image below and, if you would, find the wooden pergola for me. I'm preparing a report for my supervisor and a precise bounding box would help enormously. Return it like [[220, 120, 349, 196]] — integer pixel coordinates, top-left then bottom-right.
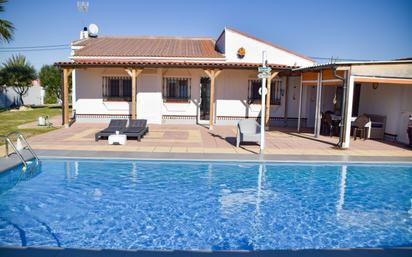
[[56, 60, 293, 130]]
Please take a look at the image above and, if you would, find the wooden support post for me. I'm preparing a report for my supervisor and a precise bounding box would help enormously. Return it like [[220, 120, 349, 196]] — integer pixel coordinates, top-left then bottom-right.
[[125, 68, 143, 119], [265, 72, 279, 129], [62, 68, 73, 127], [283, 76, 289, 127], [204, 69, 222, 130]]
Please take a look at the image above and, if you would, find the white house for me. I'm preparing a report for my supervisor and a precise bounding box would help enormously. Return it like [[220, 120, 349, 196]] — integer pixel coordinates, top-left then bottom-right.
[[0, 80, 45, 108], [56, 27, 412, 147]]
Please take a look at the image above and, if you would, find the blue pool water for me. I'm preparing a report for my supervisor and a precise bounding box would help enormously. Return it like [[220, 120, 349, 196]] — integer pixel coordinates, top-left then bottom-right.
[[0, 159, 411, 250]]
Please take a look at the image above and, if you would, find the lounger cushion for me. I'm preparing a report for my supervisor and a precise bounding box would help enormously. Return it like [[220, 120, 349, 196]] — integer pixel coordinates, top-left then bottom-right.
[[129, 119, 147, 128]]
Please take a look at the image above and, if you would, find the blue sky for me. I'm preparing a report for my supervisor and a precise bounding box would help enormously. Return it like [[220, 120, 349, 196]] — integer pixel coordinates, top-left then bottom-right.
[[1, 0, 411, 70]]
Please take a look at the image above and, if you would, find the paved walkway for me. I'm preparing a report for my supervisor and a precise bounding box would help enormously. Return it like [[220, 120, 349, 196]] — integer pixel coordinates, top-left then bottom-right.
[[17, 115, 63, 129], [8, 123, 410, 158]]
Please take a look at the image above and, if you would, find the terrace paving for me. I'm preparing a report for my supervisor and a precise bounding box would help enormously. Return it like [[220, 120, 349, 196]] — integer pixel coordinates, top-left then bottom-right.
[[1, 122, 410, 160]]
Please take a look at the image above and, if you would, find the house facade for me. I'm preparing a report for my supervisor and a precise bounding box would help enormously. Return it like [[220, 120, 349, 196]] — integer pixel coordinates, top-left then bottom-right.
[[60, 27, 314, 126], [56, 27, 412, 146]]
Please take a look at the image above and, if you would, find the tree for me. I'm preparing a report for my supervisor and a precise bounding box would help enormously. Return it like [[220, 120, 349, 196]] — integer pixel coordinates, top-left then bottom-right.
[[0, 55, 37, 106], [0, 0, 14, 43], [39, 65, 62, 104]]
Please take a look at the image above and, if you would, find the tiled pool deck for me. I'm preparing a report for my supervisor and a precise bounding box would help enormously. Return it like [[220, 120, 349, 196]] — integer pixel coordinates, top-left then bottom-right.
[[3, 123, 409, 160]]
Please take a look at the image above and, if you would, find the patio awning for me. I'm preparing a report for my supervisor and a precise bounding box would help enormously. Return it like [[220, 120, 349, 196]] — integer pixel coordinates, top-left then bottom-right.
[[294, 60, 412, 149]]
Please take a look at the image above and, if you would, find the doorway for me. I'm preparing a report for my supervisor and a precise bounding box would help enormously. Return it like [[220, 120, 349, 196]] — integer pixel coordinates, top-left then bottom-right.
[[199, 77, 210, 122], [352, 83, 361, 116]]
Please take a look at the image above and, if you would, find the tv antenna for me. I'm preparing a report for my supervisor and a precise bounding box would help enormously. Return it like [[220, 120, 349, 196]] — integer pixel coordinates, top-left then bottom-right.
[[77, 1, 89, 27]]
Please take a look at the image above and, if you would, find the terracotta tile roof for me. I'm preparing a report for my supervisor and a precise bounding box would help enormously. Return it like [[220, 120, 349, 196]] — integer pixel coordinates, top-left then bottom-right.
[[73, 37, 224, 58], [55, 60, 297, 70]]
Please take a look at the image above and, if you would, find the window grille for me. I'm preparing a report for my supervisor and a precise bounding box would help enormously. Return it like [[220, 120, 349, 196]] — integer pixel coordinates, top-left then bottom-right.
[[162, 77, 191, 102], [102, 76, 132, 101], [248, 79, 282, 105]]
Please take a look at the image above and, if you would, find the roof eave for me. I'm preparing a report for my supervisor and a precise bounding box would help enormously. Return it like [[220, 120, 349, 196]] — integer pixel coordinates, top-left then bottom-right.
[[293, 59, 412, 72], [55, 61, 296, 71]]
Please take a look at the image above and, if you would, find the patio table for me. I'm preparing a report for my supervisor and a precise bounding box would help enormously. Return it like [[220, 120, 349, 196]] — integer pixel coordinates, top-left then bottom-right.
[[108, 134, 127, 145]]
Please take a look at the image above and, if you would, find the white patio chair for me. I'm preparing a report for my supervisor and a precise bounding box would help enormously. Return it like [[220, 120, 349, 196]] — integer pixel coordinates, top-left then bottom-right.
[[236, 119, 261, 147]]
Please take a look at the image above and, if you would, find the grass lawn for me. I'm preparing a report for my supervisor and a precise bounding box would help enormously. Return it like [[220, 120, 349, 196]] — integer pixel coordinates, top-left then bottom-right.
[[0, 106, 62, 144]]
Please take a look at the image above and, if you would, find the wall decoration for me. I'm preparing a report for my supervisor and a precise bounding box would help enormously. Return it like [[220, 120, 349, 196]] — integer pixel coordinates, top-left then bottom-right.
[[237, 47, 246, 59]]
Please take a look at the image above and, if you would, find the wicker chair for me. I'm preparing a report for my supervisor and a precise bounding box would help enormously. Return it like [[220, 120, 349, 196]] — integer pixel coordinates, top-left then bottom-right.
[[236, 119, 261, 147], [352, 115, 371, 140], [364, 114, 386, 139]]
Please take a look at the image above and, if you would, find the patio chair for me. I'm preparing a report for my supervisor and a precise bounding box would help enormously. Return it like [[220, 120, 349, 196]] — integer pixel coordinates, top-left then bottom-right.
[[123, 119, 149, 141], [321, 111, 337, 137], [352, 115, 371, 140], [95, 119, 127, 141], [236, 119, 261, 147], [364, 114, 386, 139]]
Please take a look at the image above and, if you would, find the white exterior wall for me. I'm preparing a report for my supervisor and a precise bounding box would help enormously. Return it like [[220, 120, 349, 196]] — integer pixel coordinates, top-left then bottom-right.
[[137, 69, 162, 124], [215, 70, 302, 124], [0, 83, 44, 108], [161, 68, 201, 122], [76, 68, 131, 116], [75, 68, 163, 124], [75, 67, 304, 125], [358, 83, 412, 143], [223, 29, 314, 67]]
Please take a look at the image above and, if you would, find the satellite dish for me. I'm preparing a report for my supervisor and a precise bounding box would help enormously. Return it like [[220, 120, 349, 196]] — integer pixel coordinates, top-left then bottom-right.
[[88, 23, 99, 37]]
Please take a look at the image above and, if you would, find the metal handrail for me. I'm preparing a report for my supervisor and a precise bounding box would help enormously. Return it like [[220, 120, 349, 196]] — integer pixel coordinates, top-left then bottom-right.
[[1, 131, 40, 170], [7, 131, 39, 164], [1, 135, 28, 168]]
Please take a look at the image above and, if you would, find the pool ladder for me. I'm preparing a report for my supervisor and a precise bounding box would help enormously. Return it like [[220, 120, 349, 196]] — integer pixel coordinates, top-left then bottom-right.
[[1, 132, 39, 170]]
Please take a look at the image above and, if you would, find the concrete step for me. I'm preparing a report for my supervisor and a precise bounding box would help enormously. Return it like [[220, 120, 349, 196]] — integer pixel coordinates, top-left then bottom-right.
[[0, 149, 36, 172]]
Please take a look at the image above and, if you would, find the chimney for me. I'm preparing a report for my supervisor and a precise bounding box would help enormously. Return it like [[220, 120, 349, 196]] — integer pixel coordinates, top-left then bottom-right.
[[80, 26, 89, 39]]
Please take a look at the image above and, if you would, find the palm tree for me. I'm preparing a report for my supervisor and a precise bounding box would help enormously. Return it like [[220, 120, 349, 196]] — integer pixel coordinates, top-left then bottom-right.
[[0, 0, 14, 43], [0, 55, 37, 106]]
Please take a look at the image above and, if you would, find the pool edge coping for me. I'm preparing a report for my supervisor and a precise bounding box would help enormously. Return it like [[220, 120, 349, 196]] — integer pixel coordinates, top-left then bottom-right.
[[38, 154, 412, 164], [34, 149, 412, 164], [1, 245, 412, 257]]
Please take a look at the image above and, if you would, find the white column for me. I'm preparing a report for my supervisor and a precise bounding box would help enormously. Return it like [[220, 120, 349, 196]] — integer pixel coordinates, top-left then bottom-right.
[[297, 74, 303, 132], [314, 72, 322, 138], [342, 75, 355, 148], [316, 73, 323, 137], [260, 51, 267, 152], [71, 69, 76, 111]]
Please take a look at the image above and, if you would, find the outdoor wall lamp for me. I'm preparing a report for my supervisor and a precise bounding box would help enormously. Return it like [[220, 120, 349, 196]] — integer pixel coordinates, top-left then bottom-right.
[[372, 83, 379, 90]]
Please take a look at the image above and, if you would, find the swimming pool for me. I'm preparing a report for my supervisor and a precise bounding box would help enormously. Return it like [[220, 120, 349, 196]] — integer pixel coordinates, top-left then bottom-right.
[[0, 159, 411, 250]]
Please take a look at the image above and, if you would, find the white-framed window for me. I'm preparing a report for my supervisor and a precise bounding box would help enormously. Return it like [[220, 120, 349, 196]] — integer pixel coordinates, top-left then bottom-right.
[[248, 79, 282, 105], [162, 77, 191, 102], [102, 76, 132, 101]]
